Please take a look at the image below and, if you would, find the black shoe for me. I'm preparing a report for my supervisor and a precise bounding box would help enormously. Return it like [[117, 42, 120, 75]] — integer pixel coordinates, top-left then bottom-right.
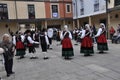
[[7, 74, 10, 77], [99, 51, 104, 54], [43, 57, 49, 60], [84, 54, 91, 57], [10, 72, 15, 74], [64, 57, 72, 60], [20, 56, 25, 59], [30, 57, 38, 59], [33, 57, 38, 59]]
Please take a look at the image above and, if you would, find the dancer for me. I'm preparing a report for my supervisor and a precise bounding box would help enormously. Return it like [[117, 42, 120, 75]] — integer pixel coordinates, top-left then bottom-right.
[[40, 29, 49, 60], [80, 24, 94, 56], [13, 32, 26, 59], [47, 28, 53, 49], [95, 23, 108, 53], [26, 31, 39, 59], [60, 25, 74, 60]]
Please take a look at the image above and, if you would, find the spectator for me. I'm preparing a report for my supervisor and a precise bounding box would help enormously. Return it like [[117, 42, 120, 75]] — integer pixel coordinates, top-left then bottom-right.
[[0, 34, 15, 77], [109, 26, 115, 40]]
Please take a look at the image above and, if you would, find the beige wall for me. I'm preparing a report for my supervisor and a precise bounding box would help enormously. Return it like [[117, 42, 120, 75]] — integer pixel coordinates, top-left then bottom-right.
[[16, 1, 46, 19], [0, 22, 18, 40], [109, 11, 120, 31], [0, 1, 16, 19], [91, 14, 107, 29], [0, 1, 46, 19]]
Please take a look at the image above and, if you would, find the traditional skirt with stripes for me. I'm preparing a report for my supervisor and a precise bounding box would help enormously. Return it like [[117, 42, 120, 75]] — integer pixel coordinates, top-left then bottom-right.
[[97, 34, 108, 51], [62, 38, 74, 57], [16, 41, 26, 56], [80, 36, 94, 54]]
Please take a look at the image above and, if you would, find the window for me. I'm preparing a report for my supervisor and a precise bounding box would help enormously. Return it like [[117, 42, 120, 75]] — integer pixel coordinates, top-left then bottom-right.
[[94, 0, 99, 12], [28, 5, 35, 19], [115, 0, 120, 6], [80, 0, 84, 15], [51, 5, 58, 18], [0, 4, 8, 20], [66, 4, 71, 13]]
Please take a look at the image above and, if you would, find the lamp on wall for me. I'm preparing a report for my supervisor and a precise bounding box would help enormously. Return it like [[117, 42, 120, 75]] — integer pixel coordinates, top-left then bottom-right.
[[5, 24, 8, 28], [115, 14, 119, 18]]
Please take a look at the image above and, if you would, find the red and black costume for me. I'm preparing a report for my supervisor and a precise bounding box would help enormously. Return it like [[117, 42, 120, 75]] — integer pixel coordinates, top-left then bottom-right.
[[80, 30, 94, 56], [61, 31, 74, 59]]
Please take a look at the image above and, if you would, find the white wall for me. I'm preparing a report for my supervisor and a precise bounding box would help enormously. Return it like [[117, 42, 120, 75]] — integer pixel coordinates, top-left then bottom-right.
[[73, 0, 106, 19]]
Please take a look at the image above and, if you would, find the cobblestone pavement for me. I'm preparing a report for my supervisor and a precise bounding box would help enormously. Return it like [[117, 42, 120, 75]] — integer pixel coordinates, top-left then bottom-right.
[[0, 40, 120, 80]]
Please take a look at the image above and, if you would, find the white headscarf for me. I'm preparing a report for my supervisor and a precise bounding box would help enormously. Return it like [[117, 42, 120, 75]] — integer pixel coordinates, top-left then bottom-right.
[[100, 23, 106, 29], [64, 25, 68, 31], [85, 24, 92, 33]]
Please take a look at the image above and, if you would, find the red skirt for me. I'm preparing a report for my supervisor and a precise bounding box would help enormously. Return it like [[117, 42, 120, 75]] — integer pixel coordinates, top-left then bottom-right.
[[16, 41, 25, 49], [97, 34, 107, 43], [62, 38, 73, 49], [81, 36, 93, 48]]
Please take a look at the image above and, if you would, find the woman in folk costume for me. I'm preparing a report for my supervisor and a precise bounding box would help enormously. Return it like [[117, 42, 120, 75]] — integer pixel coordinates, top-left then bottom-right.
[[13, 32, 26, 59], [60, 25, 74, 60], [40, 29, 49, 60], [95, 23, 108, 53], [80, 24, 94, 56]]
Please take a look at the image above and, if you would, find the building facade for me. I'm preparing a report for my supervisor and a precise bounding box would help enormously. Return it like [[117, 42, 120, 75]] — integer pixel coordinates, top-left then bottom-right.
[[72, 0, 120, 38], [107, 0, 120, 30], [0, 0, 73, 36], [72, 0, 106, 28]]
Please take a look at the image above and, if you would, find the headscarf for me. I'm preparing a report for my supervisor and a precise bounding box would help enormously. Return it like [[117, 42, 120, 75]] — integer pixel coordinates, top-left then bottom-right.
[[100, 23, 106, 29], [85, 24, 92, 33], [64, 25, 68, 31]]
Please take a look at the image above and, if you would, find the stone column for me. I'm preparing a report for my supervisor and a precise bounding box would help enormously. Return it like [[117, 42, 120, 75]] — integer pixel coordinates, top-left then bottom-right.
[[45, 20, 47, 29], [89, 16, 92, 26], [77, 19, 80, 29]]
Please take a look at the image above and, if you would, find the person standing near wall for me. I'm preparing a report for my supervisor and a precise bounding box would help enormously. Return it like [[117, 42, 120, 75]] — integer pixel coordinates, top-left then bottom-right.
[[109, 26, 115, 40]]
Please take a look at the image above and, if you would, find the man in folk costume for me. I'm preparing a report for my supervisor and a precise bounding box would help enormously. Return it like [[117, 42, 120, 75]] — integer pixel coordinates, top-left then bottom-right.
[[60, 25, 74, 60], [33, 31, 40, 48], [40, 29, 49, 60], [80, 24, 94, 56], [47, 28, 53, 49], [95, 23, 108, 53], [27, 31, 39, 59], [13, 32, 26, 59]]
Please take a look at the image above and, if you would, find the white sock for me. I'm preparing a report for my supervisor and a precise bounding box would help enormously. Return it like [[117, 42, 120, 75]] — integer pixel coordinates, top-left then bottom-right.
[[43, 52, 47, 58], [30, 53, 36, 57]]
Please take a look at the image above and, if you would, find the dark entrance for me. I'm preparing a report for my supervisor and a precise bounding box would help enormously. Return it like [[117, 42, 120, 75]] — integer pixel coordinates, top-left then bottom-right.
[[47, 25, 61, 29]]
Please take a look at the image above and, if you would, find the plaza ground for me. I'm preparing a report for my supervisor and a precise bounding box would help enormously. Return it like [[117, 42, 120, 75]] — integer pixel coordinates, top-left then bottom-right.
[[0, 40, 120, 80]]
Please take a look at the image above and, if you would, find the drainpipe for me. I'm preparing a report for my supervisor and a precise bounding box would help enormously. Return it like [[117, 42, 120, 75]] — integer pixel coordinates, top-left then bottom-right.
[[106, 0, 109, 39], [14, 0, 19, 31], [75, 0, 78, 28]]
